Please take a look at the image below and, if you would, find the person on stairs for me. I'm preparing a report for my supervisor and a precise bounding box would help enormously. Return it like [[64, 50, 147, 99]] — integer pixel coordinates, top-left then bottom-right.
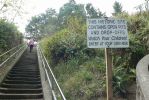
[[28, 39, 34, 53]]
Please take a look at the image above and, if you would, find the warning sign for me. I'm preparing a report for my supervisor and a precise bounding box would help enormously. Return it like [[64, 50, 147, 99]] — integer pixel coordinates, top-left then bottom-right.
[[87, 18, 129, 48]]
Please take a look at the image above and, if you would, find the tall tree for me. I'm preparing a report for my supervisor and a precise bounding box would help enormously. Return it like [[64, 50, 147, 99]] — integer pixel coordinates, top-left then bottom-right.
[[25, 16, 41, 39], [85, 3, 104, 18], [113, 1, 122, 15], [58, 0, 86, 27], [25, 8, 58, 39]]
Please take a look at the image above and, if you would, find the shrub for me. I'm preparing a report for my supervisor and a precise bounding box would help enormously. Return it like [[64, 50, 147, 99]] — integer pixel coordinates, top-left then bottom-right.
[[0, 19, 23, 53]]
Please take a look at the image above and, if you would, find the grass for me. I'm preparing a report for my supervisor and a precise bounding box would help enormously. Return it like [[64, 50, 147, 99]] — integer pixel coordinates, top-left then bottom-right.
[[52, 56, 106, 100]]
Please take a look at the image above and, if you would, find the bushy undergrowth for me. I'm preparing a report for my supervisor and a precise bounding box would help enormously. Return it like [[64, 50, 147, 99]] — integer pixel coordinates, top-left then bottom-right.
[[0, 19, 23, 54], [53, 58, 106, 100], [40, 12, 149, 99], [40, 17, 107, 99], [112, 12, 148, 97]]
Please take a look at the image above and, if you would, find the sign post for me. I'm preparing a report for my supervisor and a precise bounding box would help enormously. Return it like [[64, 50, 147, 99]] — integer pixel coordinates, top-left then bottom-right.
[[87, 18, 129, 100], [105, 48, 113, 100]]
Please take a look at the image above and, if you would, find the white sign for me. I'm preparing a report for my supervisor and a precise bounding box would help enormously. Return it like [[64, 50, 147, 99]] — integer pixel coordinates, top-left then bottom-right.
[[87, 18, 129, 48]]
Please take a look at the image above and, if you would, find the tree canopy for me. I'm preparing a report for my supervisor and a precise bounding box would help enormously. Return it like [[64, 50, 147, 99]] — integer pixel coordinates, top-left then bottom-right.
[[25, 8, 58, 39], [113, 1, 123, 15], [0, 19, 23, 53], [86, 3, 105, 18], [25, 1, 105, 39]]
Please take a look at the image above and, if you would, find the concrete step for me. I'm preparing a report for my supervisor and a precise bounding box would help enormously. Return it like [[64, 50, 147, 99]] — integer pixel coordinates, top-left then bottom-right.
[[0, 93, 43, 99], [6, 76, 40, 81], [1, 83, 41, 89], [4, 80, 41, 84], [15, 63, 38, 66], [8, 73, 40, 77], [9, 71, 40, 75], [0, 88, 42, 94], [12, 66, 39, 70], [11, 68, 39, 72], [12, 65, 39, 69]]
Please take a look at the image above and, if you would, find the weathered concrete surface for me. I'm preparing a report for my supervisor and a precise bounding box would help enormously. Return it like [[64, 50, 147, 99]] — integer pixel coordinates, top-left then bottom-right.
[[136, 54, 149, 100], [37, 47, 52, 100], [127, 83, 136, 100]]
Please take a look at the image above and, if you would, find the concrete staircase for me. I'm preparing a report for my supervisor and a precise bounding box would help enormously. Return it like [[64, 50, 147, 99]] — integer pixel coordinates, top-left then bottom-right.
[[0, 48, 43, 100]]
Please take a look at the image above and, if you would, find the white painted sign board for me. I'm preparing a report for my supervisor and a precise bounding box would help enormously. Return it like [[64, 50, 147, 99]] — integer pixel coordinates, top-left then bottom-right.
[[87, 18, 129, 48]]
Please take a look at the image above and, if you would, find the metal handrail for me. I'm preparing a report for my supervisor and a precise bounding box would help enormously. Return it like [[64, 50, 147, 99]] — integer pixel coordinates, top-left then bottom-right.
[[0, 44, 26, 67], [0, 44, 22, 58], [37, 45, 66, 100]]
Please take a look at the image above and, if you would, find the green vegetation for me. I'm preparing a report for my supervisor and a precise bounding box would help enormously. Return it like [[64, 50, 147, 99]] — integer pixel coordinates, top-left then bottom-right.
[[113, 1, 123, 15], [25, 8, 58, 39], [111, 12, 149, 97], [0, 19, 23, 54], [28, 0, 149, 99], [40, 18, 106, 99], [0, 0, 24, 54]]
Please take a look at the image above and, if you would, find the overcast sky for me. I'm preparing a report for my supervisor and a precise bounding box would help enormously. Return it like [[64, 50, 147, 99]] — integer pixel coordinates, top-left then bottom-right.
[[14, 0, 145, 33]]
